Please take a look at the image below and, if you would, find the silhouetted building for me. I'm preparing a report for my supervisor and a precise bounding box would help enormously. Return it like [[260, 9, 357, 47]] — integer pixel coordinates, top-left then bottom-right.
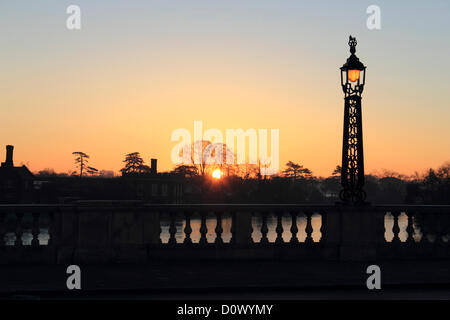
[[151, 158, 157, 175], [0, 145, 34, 203], [133, 158, 183, 203], [34, 156, 182, 203], [127, 169, 184, 204]]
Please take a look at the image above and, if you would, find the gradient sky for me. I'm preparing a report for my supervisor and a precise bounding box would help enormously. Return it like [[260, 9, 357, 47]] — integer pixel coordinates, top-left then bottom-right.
[[1, 0, 449, 176]]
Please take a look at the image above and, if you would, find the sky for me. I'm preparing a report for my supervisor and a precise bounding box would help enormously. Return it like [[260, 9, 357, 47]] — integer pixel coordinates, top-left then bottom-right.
[[0, 0, 449, 176]]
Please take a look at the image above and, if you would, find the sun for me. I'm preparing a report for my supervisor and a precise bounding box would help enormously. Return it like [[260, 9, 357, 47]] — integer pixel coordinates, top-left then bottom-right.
[[212, 169, 222, 179]]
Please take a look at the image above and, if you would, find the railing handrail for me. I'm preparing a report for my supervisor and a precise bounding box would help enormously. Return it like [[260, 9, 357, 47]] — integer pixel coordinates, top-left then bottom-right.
[[1, 202, 450, 263], [373, 204, 450, 213], [1, 203, 449, 210]]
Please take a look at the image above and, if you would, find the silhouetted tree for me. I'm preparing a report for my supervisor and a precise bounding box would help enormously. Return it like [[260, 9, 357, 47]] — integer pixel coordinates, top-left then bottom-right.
[[86, 166, 98, 176], [377, 176, 406, 203], [302, 168, 313, 179], [282, 161, 304, 179], [120, 152, 150, 175], [193, 141, 234, 176], [36, 168, 69, 177], [282, 161, 312, 179], [36, 168, 57, 177], [172, 164, 198, 177], [238, 163, 260, 180], [437, 162, 450, 180], [72, 152, 95, 177], [177, 140, 235, 177], [332, 165, 341, 177]]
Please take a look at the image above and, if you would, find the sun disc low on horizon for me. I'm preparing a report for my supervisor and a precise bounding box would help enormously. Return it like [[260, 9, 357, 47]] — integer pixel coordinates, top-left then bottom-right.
[[212, 169, 222, 180]]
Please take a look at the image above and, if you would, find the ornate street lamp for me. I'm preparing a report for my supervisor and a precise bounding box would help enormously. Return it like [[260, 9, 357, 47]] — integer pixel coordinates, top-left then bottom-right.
[[340, 36, 367, 204]]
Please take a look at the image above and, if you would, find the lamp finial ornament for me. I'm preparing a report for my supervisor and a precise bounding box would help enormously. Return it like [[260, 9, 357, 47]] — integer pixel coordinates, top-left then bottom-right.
[[349, 35, 357, 54]]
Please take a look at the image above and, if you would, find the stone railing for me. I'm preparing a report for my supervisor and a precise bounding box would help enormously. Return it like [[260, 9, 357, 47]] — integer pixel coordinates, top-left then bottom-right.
[[0, 202, 449, 264]]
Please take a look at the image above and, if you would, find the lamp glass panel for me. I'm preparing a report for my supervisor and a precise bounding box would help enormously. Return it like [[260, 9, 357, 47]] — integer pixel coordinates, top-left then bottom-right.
[[347, 69, 360, 82]]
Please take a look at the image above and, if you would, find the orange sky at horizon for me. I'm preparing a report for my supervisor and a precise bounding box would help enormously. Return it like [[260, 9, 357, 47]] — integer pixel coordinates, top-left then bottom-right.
[[1, 1, 449, 177], [2, 46, 449, 177], [2, 50, 449, 177]]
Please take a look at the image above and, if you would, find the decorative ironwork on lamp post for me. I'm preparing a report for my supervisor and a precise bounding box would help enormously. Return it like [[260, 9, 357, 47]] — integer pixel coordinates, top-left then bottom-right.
[[339, 36, 367, 204]]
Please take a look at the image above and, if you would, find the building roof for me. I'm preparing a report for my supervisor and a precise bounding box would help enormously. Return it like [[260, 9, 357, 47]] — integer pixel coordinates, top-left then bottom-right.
[[0, 165, 34, 179]]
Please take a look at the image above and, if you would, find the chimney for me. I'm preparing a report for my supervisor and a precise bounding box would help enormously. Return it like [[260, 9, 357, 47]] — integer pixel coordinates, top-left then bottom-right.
[[151, 158, 157, 175], [2, 145, 14, 167]]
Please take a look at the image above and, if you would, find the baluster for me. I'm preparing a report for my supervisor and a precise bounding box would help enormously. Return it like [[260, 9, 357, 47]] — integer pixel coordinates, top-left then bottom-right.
[[435, 212, 443, 244], [275, 211, 284, 244], [419, 212, 428, 244], [0, 212, 5, 247], [406, 211, 415, 244], [47, 211, 54, 246], [379, 211, 388, 244], [158, 211, 163, 244], [199, 211, 208, 244], [168, 212, 177, 244], [14, 211, 24, 246], [249, 212, 254, 244], [31, 212, 40, 247], [214, 211, 223, 244], [289, 211, 299, 243], [305, 211, 313, 243], [391, 211, 401, 243], [183, 211, 192, 244], [230, 211, 236, 244], [260, 212, 269, 244], [318, 210, 325, 243]]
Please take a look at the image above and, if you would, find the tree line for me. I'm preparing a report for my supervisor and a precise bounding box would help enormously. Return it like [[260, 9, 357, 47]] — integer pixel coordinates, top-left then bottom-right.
[[33, 148, 450, 204]]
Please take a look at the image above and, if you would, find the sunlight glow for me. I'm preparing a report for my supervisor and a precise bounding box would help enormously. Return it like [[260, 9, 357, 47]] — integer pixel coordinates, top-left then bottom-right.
[[212, 169, 222, 179]]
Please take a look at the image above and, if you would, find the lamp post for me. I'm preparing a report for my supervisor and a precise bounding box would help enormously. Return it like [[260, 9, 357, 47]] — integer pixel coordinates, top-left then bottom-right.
[[340, 36, 367, 204]]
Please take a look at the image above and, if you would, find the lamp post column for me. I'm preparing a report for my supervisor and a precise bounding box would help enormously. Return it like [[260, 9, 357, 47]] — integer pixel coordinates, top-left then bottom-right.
[[340, 36, 367, 204]]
